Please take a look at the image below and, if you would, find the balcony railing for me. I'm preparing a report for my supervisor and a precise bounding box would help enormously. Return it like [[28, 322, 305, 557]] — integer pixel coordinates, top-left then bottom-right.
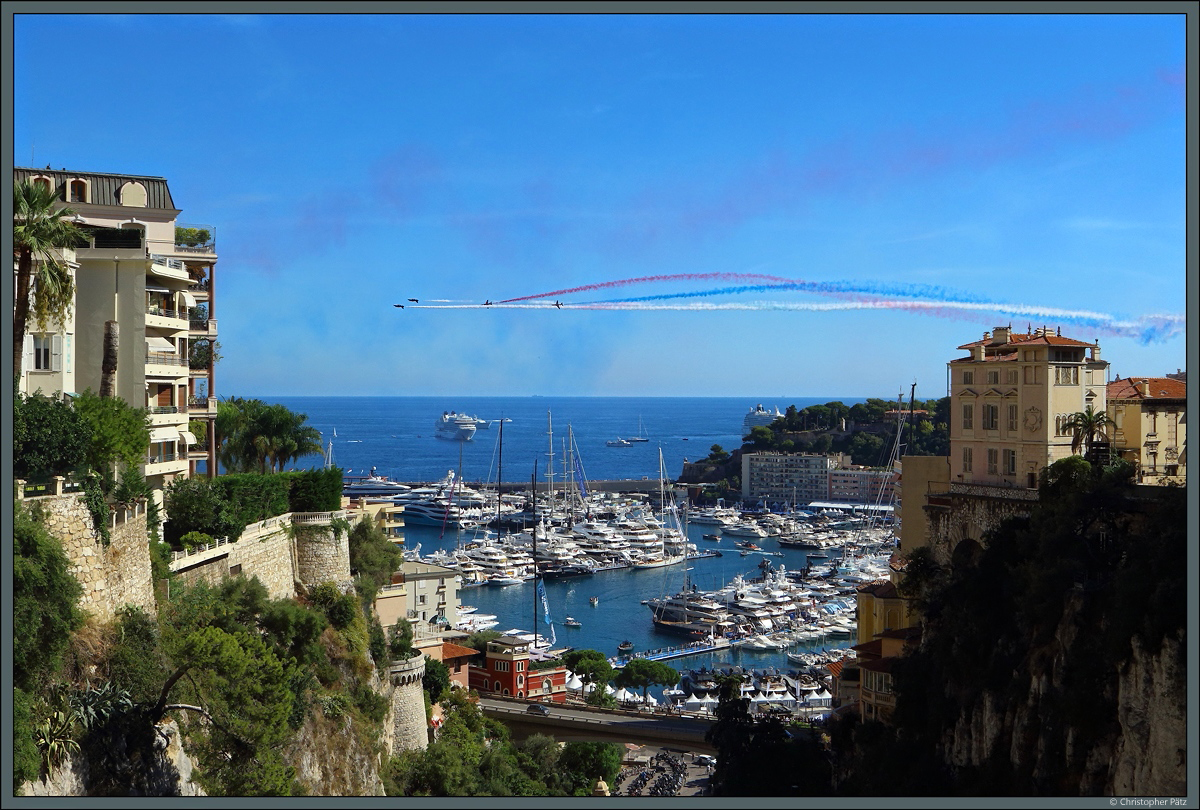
[[147, 306, 182, 319], [147, 405, 180, 414], [146, 352, 188, 366], [147, 452, 177, 464], [187, 280, 210, 292], [150, 254, 186, 270], [189, 396, 210, 407]]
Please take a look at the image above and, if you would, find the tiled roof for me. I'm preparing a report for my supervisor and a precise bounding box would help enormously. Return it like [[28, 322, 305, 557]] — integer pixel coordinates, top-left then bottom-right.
[[850, 639, 884, 657], [950, 353, 1019, 363], [1107, 377, 1186, 401], [825, 660, 845, 678], [856, 579, 898, 598], [857, 657, 898, 673], [441, 642, 481, 659], [957, 332, 1095, 351]]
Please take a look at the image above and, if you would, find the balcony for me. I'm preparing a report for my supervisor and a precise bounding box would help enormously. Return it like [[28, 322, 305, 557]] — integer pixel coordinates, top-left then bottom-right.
[[146, 352, 189, 379], [188, 395, 218, 416], [149, 254, 190, 281], [172, 224, 217, 257], [146, 305, 188, 331], [189, 317, 218, 338], [147, 406, 187, 426], [144, 452, 187, 477]]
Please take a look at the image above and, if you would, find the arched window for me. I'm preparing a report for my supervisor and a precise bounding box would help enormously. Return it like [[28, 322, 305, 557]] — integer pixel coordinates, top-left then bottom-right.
[[502, 688, 510, 696], [32, 176, 52, 194], [516, 675, 524, 687], [118, 181, 147, 207], [517, 691, 524, 698], [69, 179, 87, 203], [543, 678, 552, 692]]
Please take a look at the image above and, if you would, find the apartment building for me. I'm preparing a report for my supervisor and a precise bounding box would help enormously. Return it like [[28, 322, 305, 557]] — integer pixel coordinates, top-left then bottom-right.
[[897, 325, 1110, 562], [1106, 376, 1187, 485], [375, 561, 463, 656], [14, 167, 220, 491], [740, 452, 832, 507]]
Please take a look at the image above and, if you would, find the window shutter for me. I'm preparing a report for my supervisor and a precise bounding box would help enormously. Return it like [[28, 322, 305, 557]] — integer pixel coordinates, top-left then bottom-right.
[[51, 335, 62, 372], [22, 335, 34, 371]]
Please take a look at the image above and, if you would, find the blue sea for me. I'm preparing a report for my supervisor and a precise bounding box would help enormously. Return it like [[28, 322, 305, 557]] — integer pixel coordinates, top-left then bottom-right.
[[269, 396, 860, 485], [267, 396, 866, 685]]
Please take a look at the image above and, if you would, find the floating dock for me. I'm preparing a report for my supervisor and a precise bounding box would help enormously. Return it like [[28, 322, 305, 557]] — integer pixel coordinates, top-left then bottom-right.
[[610, 636, 732, 668]]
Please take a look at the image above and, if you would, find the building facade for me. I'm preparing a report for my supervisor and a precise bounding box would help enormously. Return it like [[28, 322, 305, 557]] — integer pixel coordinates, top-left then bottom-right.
[[15, 167, 220, 492], [374, 561, 462, 655], [467, 636, 568, 702], [740, 452, 833, 506], [1106, 376, 1187, 485]]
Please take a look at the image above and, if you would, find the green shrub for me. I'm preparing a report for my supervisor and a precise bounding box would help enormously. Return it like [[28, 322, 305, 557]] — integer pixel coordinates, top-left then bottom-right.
[[352, 684, 389, 724], [219, 472, 289, 526], [12, 688, 40, 793], [287, 467, 343, 513], [180, 530, 214, 551]]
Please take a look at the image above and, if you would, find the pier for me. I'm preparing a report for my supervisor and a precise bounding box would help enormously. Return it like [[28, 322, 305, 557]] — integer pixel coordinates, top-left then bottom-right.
[[610, 637, 732, 669]]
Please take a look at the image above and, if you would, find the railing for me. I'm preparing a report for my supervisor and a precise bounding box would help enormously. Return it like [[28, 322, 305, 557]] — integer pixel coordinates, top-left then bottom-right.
[[291, 510, 347, 525], [150, 254, 186, 270], [146, 352, 187, 366], [188, 396, 210, 407], [147, 306, 182, 319], [187, 281, 210, 292], [171, 536, 232, 563], [147, 452, 177, 464], [147, 405, 179, 414], [189, 319, 208, 330], [174, 243, 216, 254], [948, 481, 1039, 501]]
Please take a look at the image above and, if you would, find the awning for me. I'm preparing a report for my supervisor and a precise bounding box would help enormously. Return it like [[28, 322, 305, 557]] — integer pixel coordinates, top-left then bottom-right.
[[181, 291, 197, 307], [179, 430, 198, 446], [145, 285, 171, 293], [146, 336, 175, 352], [150, 426, 178, 443]]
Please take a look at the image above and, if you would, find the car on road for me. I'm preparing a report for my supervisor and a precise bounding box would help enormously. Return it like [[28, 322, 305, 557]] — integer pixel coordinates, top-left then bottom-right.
[[527, 703, 551, 715], [693, 754, 716, 767]]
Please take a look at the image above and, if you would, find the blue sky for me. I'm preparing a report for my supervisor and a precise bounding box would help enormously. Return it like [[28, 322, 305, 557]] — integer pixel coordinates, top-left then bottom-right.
[[13, 12, 1188, 400]]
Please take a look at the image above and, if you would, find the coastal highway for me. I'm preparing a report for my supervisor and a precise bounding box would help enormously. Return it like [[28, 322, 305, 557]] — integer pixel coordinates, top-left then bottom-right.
[[478, 697, 717, 752]]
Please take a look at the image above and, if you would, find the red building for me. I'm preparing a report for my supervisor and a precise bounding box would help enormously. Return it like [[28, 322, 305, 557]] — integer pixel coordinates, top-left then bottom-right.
[[467, 635, 569, 702]]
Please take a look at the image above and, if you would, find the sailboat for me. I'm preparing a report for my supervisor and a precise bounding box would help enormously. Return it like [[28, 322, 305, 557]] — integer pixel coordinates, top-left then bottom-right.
[[631, 449, 688, 569], [627, 415, 649, 442]]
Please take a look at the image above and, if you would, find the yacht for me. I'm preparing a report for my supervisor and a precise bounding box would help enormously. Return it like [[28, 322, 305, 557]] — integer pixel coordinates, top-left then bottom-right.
[[743, 404, 784, 434], [435, 411, 478, 441]]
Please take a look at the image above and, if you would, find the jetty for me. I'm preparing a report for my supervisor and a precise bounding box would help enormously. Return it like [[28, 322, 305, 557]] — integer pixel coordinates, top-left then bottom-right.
[[610, 636, 732, 669]]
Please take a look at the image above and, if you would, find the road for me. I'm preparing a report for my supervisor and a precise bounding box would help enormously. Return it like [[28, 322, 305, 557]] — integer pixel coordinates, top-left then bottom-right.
[[478, 697, 717, 752]]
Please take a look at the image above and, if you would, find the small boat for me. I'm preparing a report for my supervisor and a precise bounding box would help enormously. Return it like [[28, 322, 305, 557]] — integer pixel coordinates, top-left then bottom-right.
[[618, 640, 634, 653], [606, 438, 632, 447], [702, 533, 721, 542], [589, 596, 599, 606], [563, 616, 582, 628], [486, 575, 523, 586]]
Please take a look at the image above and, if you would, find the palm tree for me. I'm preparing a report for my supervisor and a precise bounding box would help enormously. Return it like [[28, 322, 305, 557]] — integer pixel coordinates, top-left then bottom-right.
[[13, 179, 87, 379], [216, 398, 324, 473], [1065, 404, 1111, 458]]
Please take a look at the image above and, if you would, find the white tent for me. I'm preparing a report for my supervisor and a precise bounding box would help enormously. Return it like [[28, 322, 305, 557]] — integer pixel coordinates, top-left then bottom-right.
[[566, 673, 584, 691], [684, 695, 705, 711]]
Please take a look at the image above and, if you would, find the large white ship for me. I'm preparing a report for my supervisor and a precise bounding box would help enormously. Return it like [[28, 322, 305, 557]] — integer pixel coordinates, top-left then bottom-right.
[[743, 403, 784, 434], [435, 411, 478, 441]]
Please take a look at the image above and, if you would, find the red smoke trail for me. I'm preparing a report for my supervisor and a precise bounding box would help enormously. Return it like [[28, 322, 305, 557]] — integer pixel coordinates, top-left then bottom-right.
[[497, 272, 796, 303]]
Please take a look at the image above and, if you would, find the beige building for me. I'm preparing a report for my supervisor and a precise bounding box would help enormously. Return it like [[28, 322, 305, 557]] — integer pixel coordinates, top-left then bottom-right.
[[1106, 376, 1186, 485], [740, 452, 832, 506], [375, 561, 462, 656], [15, 167, 220, 492]]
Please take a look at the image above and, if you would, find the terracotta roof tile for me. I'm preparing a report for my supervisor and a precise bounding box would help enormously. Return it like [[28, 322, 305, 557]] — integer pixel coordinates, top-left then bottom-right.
[[441, 642, 481, 660], [826, 660, 845, 678], [957, 332, 1095, 351], [1107, 377, 1186, 401]]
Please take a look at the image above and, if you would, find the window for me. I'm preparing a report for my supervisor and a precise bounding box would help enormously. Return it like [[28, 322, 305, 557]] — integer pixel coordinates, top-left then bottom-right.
[[962, 447, 973, 473], [69, 179, 87, 203], [982, 404, 999, 430], [417, 594, 426, 605], [1008, 404, 1018, 432], [962, 404, 973, 430], [517, 675, 524, 687], [987, 448, 999, 475], [1003, 449, 1016, 476], [516, 661, 524, 672], [1006, 370, 1019, 385], [987, 371, 999, 385], [33, 176, 51, 193], [32, 335, 52, 370], [1055, 415, 1072, 437], [962, 370, 974, 385], [493, 660, 509, 672], [1054, 366, 1078, 385], [543, 678, 552, 692]]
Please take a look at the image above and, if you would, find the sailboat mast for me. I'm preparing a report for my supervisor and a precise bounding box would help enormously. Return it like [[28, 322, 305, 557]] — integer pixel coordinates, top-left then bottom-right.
[[546, 410, 554, 519], [496, 418, 503, 528], [532, 462, 538, 646]]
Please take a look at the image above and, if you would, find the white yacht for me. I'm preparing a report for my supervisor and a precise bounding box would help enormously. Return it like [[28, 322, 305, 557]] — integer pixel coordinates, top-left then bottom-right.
[[435, 411, 478, 441]]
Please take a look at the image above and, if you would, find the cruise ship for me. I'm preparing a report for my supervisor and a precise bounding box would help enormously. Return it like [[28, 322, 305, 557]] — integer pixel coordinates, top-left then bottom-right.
[[435, 411, 478, 441], [742, 404, 784, 434]]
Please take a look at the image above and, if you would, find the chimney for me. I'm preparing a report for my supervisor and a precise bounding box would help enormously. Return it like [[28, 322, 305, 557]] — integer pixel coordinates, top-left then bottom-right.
[[1091, 344, 1101, 362], [1138, 380, 1150, 397], [992, 326, 1010, 345]]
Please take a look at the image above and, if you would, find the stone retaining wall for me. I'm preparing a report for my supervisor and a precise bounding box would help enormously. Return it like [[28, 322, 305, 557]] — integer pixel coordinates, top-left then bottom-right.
[[26, 494, 155, 622]]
